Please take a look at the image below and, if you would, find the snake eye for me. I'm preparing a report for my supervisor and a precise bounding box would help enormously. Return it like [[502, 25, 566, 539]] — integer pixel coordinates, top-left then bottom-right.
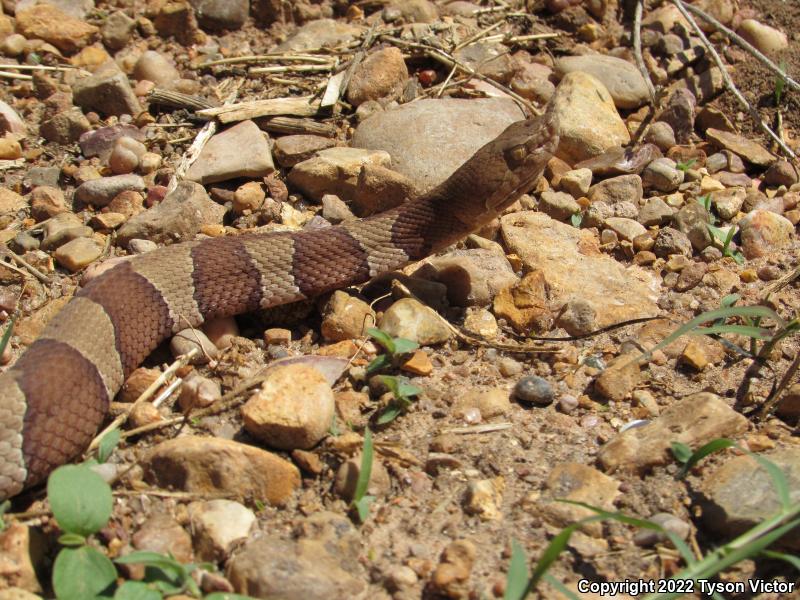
[[508, 145, 526, 163]]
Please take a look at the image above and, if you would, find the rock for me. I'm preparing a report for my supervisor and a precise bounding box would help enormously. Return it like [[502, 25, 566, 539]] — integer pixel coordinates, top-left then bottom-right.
[[186, 120, 274, 184], [387, 0, 438, 22], [555, 298, 596, 336], [559, 168, 592, 197], [402, 350, 433, 376], [40, 212, 91, 251], [53, 237, 103, 271], [539, 190, 580, 221], [430, 540, 475, 600], [275, 19, 363, 51], [533, 463, 620, 537], [0, 189, 26, 214], [190, 499, 255, 562], [464, 478, 504, 520], [133, 50, 181, 89], [227, 512, 367, 598], [674, 261, 708, 292], [109, 137, 146, 174], [178, 373, 221, 411], [657, 88, 696, 144], [776, 383, 800, 421], [643, 121, 677, 151], [0, 100, 26, 136], [153, 0, 204, 45], [352, 97, 523, 192], [674, 201, 713, 251], [350, 163, 417, 216], [242, 364, 334, 450], [492, 269, 552, 333], [287, 147, 391, 202], [764, 160, 799, 188], [576, 144, 662, 177], [232, 181, 265, 213], [700, 448, 800, 549], [738, 209, 794, 259], [79, 124, 144, 160], [463, 307, 499, 339], [641, 157, 684, 192], [501, 212, 658, 327], [0, 135, 21, 160], [346, 47, 408, 107], [117, 181, 226, 245], [273, 134, 336, 168], [170, 328, 219, 364], [75, 174, 145, 207], [413, 248, 517, 307], [654, 226, 693, 257], [321, 194, 354, 223], [705, 128, 775, 167], [737, 19, 789, 55], [188, 0, 249, 30], [378, 298, 453, 344], [678, 336, 724, 369], [697, 105, 735, 133], [39, 107, 92, 144], [587, 174, 643, 205], [454, 387, 511, 419], [594, 353, 640, 401], [334, 454, 391, 501], [0, 523, 40, 593], [550, 71, 630, 163], [598, 392, 748, 473], [101, 10, 136, 50], [15, 4, 98, 54], [320, 291, 375, 342], [638, 196, 673, 226], [510, 61, 556, 104], [72, 62, 140, 117], [633, 512, 691, 547], [132, 515, 193, 563], [554, 55, 650, 109], [454, 42, 515, 84], [143, 436, 300, 505], [107, 190, 144, 218], [709, 186, 746, 220], [605, 217, 646, 242], [513, 375, 554, 406]]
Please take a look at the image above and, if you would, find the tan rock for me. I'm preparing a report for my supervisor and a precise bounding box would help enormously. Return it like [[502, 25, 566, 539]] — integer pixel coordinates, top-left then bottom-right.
[[143, 436, 300, 506], [16, 4, 98, 54], [492, 270, 552, 333], [378, 298, 453, 345], [347, 47, 409, 107], [0, 189, 26, 214], [53, 237, 103, 272], [0, 523, 41, 593], [320, 290, 375, 342]]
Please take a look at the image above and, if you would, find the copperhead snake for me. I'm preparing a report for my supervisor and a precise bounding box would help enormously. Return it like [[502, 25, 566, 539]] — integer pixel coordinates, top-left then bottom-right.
[[0, 111, 558, 500]]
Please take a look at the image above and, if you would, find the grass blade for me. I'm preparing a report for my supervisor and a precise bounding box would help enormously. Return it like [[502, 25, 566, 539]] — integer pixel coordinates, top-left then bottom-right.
[[0, 316, 14, 356], [504, 540, 529, 600], [761, 549, 800, 571], [673, 439, 736, 479]]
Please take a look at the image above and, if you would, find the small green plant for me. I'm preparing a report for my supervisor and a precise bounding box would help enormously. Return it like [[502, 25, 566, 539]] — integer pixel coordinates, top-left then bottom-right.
[[365, 327, 419, 375], [115, 552, 211, 597], [569, 212, 582, 228], [697, 193, 713, 215], [0, 500, 10, 533], [375, 375, 422, 424], [350, 428, 375, 524], [676, 158, 697, 172], [707, 223, 745, 264], [775, 60, 788, 106]]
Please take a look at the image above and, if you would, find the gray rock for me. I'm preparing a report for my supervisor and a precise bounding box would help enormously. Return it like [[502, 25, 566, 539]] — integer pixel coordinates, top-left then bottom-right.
[[276, 19, 364, 52], [378, 298, 453, 344], [186, 120, 274, 184], [644, 121, 676, 151], [40, 107, 92, 144], [273, 134, 336, 168], [513, 376, 554, 405], [454, 42, 515, 84], [605, 217, 646, 242], [352, 97, 523, 192], [228, 512, 367, 599], [588, 174, 643, 205], [24, 166, 60, 189], [101, 10, 135, 50], [72, 62, 140, 118], [117, 181, 226, 245], [674, 201, 713, 251], [638, 196, 673, 226], [654, 227, 693, 257], [657, 88, 696, 144], [539, 190, 580, 221], [41, 212, 92, 251], [642, 157, 684, 192], [170, 328, 219, 364], [133, 51, 182, 89], [189, 0, 249, 30], [556, 299, 597, 336], [74, 174, 145, 207], [710, 186, 746, 220], [554, 55, 650, 109]]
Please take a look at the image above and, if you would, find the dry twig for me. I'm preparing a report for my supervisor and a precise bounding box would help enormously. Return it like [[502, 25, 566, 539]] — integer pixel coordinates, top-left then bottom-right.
[[633, 0, 657, 104]]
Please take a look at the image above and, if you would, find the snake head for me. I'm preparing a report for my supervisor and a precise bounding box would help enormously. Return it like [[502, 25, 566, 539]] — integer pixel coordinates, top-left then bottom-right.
[[485, 110, 560, 214]]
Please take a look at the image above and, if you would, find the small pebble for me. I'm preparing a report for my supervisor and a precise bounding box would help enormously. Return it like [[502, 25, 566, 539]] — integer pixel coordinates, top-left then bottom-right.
[[498, 357, 523, 377], [513, 375, 554, 406], [557, 394, 578, 413]]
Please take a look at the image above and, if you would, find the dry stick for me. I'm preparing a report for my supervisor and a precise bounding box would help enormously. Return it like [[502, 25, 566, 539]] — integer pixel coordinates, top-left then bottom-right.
[[679, 1, 800, 96], [249, 64, 335, 75], [435, 63, 459, 98], [479, 32, 560, 45], [633, 0, 657, 104], [381, 35, 538, 115], [452, 19, 506, 52], [0, 71, 32, 81], [338, 23, 380, 104], [86, 347, 199, 454], [671, 0, 797, 160], [0, 245, 52, 284], [198, 52, 345, 69]]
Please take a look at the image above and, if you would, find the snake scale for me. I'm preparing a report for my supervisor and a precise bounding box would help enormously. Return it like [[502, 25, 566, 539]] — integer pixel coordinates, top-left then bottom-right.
[[0, 111, 558, 501]]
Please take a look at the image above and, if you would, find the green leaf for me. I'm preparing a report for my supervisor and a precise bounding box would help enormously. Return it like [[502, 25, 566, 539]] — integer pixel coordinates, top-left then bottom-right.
[[670, 442, 693, 464], [352, 428, 373, 504], [761, 549, 800, 571], [366, 354, 390, 375], [366, 327, 395, 354], [58, 532, 87, 547], [392, 337, 419, 355], [378, 374, 401, 397], [720, 294, 740, 308], [48, 465, 113, 537], [543, 574, 581, 600], [206, 595, 258, 600], [748, 452, 792, 511], [675, 439, 736, 479], [376, 402, 403, 424], [115, 551, 181, 571], [689, 324, 773, 340], [354, 495, 375, 523], [53, 546, 116, 600], [0, 499, 10, 532], [113, 581, 162, 600], [0, 316, 15, 357], [504, 539, 530, 600], [97, 429, 121, 464], [396, 381, 422, 400]]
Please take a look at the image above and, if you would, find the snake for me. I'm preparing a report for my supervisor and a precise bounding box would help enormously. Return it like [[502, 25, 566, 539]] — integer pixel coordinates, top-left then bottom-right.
[[0, 111, 558, 500]]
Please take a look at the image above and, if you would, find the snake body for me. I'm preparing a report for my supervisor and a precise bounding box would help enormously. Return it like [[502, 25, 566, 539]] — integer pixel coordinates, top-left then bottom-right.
[[0, 112, 558, 500]]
